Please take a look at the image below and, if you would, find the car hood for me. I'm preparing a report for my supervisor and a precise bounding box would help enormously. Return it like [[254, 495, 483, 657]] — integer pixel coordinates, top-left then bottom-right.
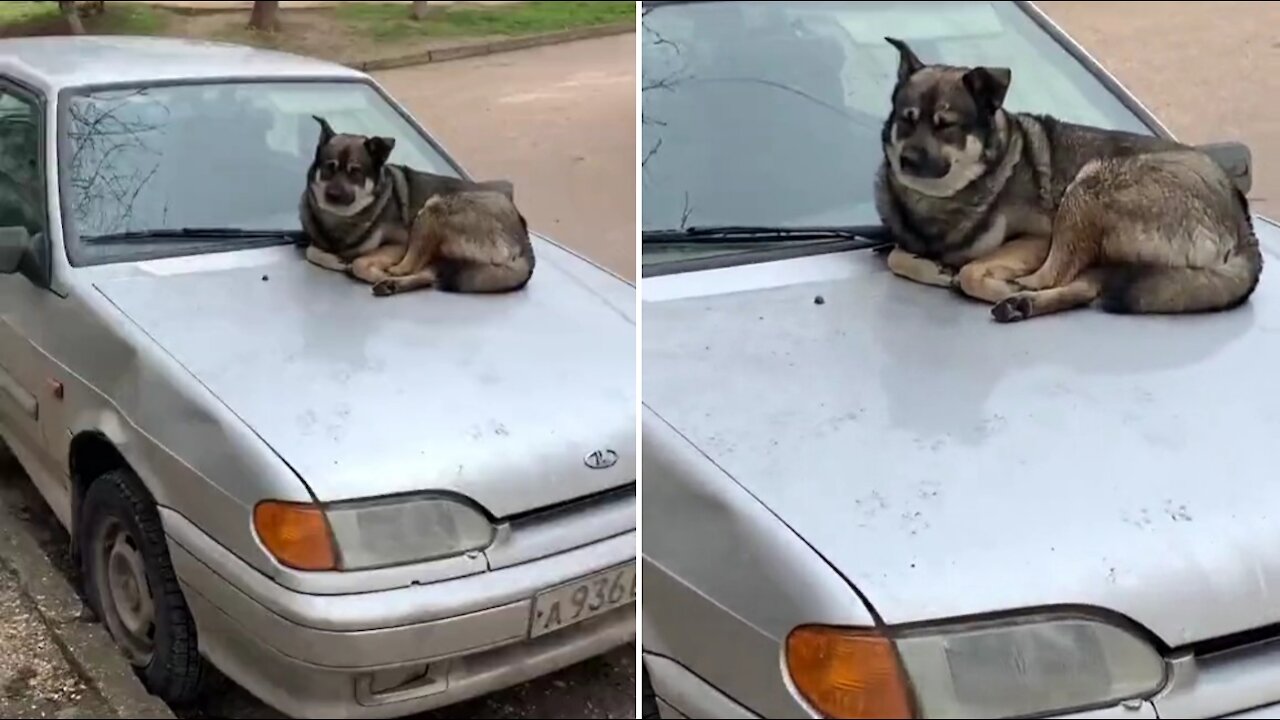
[[94, 238, 635, 518], [643, 228, 1280, 647]]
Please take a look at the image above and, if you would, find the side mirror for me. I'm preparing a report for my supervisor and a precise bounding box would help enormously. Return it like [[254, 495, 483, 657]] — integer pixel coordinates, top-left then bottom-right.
[[476, 179, 516, 202], [1197, 141, 1252, 195], [0, 226, 29, 274]]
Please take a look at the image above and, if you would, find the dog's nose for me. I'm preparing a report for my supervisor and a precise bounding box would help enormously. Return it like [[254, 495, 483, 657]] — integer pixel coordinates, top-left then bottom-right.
[[900, 146, 927, 173]]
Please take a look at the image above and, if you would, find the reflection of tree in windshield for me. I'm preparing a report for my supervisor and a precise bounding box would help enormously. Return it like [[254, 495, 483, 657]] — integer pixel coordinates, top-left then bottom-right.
[[641, 3, 883, 233], [67, 90, 166, 238], [640, 5, 685, 173]]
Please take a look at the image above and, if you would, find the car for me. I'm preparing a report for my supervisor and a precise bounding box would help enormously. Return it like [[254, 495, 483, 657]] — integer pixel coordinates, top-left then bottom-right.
[[0, 35, 636, 719], [640, 1, 1280, 718]]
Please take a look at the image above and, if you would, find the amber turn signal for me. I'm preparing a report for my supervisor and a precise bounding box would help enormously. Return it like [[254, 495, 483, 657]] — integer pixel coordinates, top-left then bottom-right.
[[253, 501, 337, 571], [786, 625, 915, 719]]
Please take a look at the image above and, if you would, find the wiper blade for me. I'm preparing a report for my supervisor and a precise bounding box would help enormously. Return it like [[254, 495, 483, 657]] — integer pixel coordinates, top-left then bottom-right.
[[642, 224, 890, 244], [83, 227, 302, 244]]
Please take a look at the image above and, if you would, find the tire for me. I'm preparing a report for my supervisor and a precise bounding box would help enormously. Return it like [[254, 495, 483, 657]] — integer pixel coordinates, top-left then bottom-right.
[[78, 467, 206, 705]]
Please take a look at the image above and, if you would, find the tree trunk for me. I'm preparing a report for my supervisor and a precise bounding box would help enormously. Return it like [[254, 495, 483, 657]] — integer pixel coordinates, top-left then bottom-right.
[[411, 1, 430, 20], [248, 0, 280, 32], [58, 1, 85, 34]]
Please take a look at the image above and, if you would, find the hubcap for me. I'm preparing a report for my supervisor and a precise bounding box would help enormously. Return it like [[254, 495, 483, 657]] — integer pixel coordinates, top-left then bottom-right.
[[96, 519, 155, 665]]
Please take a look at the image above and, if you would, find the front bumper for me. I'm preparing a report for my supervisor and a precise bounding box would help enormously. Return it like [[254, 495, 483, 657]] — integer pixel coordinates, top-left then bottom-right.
[[161, 509, 635, 719]]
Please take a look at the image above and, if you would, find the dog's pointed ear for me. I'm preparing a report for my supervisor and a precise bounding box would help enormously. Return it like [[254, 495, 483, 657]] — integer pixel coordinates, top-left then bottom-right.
[[963, 66, 1012, 113], [364, 136, 396, 168], [885, 37, 924, 83], [312, 115, 336, 145]]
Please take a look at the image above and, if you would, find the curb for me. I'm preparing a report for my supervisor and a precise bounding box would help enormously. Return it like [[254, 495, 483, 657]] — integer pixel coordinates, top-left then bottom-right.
[[346, 21, 635, 71], [0, 492, 173, 719]]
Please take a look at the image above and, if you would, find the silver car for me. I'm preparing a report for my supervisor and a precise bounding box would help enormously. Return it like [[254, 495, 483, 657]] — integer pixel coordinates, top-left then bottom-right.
[[642, 1, 1279, 718], [0, 36, 636, 719]]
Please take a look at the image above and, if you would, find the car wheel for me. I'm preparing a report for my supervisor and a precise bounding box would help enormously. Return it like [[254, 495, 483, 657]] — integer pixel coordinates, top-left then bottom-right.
[[79, 467, 206, 705]]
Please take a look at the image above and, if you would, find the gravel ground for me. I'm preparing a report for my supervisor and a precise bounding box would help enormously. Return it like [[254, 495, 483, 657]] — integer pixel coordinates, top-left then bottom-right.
[[0, 564, 111, 719]]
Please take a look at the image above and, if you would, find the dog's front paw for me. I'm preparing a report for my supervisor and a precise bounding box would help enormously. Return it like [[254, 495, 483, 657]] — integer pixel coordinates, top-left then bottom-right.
[[372, 279, 399, 297], [992, 294, 1033, 323]]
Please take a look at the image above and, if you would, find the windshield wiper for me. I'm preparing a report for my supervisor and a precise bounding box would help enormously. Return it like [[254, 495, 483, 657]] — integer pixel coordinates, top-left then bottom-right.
[[83, 227, 302, 244], [642, 224, 891, 245]]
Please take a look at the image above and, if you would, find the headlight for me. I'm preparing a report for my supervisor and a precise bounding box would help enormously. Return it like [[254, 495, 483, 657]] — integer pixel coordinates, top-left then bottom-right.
[[786, 615, 1167, 719], [254, 494, 495, 571], [325, 494, 495, 569]]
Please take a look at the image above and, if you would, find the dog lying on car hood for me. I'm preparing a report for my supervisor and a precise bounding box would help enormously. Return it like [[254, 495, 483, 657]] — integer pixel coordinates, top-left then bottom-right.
[[873, 37, 1262, 323], [299, 116, 535, 296]]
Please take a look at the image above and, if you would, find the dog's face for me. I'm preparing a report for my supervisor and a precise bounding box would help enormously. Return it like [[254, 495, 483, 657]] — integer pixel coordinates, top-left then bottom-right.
[[881, 37, 1011, 197], [308, 116, 395, 217]]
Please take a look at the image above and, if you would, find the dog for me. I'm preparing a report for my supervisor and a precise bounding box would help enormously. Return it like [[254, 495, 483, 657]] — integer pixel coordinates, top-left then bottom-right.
[[299, 116, 535, 296], [874, 37, 1262, 323]]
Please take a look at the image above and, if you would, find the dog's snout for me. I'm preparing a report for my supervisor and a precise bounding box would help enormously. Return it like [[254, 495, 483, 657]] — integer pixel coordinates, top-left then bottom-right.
[[900, 146, 927, 173], [899, 145, 949, 179], [324, 185, 352, 205]]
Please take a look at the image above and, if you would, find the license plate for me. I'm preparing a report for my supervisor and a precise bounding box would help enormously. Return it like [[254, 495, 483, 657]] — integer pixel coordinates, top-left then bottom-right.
[[530, 563, 636, 638]]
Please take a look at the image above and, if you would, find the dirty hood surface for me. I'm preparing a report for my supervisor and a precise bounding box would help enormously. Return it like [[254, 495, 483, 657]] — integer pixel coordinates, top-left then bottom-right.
[[643, 234, 1280, 647], [95, 240, 635, 518]]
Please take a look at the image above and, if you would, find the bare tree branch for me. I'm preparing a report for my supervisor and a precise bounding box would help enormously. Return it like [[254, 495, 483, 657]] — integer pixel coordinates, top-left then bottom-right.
[[641, 137, 662, 169]]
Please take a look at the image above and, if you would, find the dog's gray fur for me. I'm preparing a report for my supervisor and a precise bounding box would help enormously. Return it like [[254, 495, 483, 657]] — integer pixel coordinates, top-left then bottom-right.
[[875, 37, 1262, 317], [299, 116, 534, 294]]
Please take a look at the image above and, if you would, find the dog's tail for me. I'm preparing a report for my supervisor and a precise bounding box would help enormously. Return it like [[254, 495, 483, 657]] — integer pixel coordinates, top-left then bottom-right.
[[1100, 191, 1263, 314]]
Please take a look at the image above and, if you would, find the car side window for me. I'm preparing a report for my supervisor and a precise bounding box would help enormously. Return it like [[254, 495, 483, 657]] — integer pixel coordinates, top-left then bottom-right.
[[0, 88, 43, 237]]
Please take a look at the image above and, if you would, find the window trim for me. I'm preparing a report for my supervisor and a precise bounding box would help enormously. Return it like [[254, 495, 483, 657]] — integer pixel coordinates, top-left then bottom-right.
[[0, 74, 53, 289]]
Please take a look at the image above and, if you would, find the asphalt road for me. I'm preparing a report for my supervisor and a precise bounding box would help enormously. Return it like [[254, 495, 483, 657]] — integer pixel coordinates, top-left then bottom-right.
[[1037, 1, 1280, 218], [375, 33, 638, 282]]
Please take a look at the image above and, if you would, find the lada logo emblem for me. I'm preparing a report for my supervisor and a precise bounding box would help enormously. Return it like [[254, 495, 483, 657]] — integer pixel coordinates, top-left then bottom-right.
[[584, 449, 618, 470]]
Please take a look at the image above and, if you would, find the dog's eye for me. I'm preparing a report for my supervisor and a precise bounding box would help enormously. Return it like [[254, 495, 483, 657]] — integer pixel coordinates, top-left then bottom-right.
[[347, 165, 364, 180], [901, 108, 920, 123], [322, 160, 338, 175]]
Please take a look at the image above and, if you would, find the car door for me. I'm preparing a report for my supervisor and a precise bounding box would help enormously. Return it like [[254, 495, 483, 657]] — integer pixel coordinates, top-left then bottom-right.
[[0, 76, 73, 520]]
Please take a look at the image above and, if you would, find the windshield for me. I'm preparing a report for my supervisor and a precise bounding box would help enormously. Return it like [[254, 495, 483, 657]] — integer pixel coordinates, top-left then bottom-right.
[[640, 0, 1156, 269], [61, 80, 460, 265]]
